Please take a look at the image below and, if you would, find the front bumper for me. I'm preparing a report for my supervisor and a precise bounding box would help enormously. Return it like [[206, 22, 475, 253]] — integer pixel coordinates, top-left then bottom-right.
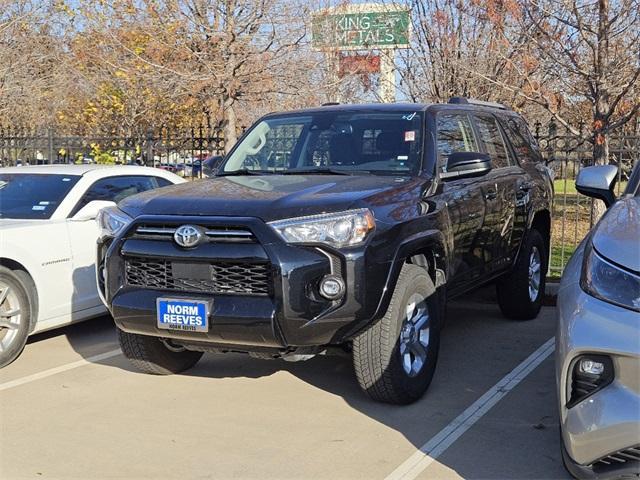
[[562, 442, 640, 480], [557, 272, 640, 478], [101, 215, 393, 351]]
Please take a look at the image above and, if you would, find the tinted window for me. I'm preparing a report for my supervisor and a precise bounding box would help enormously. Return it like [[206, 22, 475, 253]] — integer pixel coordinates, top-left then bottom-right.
[[154, 177, 173, 188], [474, 114, 511, 169], [436, 113, 478, 162], [0, 174, 80, 219], [223, 111, 424, 175], [501, 116, 541, 163], [236, 122, 305, 171], [72, 176, 165, 215]]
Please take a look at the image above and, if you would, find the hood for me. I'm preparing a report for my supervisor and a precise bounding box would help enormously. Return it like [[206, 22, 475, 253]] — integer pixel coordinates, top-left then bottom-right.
[[592, 196, 640, 273], [118, 174, 429, 222]]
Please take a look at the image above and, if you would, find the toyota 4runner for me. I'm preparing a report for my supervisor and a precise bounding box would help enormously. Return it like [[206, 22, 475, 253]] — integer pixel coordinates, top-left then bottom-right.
[[97, 99, 553, 404]]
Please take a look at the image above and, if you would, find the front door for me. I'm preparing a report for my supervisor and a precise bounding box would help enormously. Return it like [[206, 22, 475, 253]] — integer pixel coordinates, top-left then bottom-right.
[[435, 111, 488, 291], [67, 175, 171, 312], [66, 218, 102, 312]]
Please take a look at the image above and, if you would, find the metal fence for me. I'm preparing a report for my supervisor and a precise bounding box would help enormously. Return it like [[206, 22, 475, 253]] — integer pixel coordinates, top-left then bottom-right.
[[1, 122, 639, 276], [0, 125, 225, 178], [533, 122, 640, 277]]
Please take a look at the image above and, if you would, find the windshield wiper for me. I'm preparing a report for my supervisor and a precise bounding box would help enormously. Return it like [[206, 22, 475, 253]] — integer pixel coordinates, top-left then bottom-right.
[[281, 168, 369, 176], [218, 167, 372, 176], [217, 169, 280, 176]]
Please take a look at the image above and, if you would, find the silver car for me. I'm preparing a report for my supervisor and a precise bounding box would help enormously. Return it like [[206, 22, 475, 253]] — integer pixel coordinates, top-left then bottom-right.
[[557, 162, 640, 479]]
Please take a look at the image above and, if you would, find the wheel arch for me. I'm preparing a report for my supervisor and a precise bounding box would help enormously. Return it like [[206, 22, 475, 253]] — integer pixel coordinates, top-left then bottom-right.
[[372, 230, 448, 322], [0, 257, 39, 331], [530, 209, 551, 257], [405, 245, 447, 290]]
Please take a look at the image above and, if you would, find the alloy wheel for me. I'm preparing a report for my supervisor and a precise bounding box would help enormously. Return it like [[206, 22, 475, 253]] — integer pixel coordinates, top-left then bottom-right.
[[0, 281, 22, 352], [528, 246, 542, 302], [399, 293, 430, 377]]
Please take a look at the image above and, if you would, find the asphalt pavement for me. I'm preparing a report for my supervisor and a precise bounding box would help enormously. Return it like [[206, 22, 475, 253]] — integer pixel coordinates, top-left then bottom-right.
[[0, 288, 569, 480]]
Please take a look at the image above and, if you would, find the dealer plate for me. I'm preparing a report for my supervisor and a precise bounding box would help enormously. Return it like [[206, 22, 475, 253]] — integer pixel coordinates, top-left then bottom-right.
[[156, 298, 210, 333]]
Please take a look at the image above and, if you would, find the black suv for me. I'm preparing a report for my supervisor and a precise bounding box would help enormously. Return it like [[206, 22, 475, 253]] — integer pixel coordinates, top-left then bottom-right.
[[98, 99, 553, 404]]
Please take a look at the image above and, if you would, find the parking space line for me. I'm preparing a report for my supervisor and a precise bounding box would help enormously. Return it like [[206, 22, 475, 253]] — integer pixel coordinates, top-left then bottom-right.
[[0, 349, 121, 392], [385, 337, 556, 480]]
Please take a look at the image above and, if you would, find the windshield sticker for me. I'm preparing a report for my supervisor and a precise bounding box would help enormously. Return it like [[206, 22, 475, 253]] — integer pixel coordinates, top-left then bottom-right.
[[402, 112, 417, 121], [397, 155, 409, 160], [39, 201, 50, 205], [62, 178, 71, 182], [404, 131, 416, 142], [32, 205, 46, 211]]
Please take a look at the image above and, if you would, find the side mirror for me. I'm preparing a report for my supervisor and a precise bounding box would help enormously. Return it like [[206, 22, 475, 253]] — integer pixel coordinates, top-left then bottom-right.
[[575, 165, 618, 208], [203, 155, 225, 177], [441, 152, 492, 180], [71, 200, 117, 222]]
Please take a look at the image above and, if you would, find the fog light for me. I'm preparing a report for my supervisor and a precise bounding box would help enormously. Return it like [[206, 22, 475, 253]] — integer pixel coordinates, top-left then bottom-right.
[[319, 275, 345, 300], [568, 355, 614, 408], [579, 359, 605, 376]]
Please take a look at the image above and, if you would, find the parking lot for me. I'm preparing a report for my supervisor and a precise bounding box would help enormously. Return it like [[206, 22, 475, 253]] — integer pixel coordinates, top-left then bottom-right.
[[0, 288, 569, 480]]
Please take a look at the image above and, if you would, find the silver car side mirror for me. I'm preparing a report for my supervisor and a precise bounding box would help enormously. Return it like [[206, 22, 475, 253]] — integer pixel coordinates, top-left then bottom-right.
[[575, 165, 618, 208]]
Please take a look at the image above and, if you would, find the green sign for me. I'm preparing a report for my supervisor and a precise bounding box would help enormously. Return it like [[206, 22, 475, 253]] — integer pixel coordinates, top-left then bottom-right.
[[312, 8, 411, 50]]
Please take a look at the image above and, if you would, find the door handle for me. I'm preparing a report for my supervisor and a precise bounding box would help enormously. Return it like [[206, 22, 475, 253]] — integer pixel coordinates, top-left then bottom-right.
[[485, 189, 498, 200]]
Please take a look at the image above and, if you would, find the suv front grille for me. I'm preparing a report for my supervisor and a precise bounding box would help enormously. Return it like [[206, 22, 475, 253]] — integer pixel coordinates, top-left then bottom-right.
[[592, 446, 640, 467], [125, 257, 271, 296], [133, 224, 256, 243]]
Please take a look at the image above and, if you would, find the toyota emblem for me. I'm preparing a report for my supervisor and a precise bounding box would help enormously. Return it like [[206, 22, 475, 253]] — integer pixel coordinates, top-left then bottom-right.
[[174, 225, 203, 248]]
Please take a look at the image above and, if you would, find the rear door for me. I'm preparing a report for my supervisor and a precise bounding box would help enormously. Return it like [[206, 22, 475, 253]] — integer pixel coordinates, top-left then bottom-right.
[[498, 115, 541, 253], [472, 113, 524, 272], [435, 111, 488, 290]]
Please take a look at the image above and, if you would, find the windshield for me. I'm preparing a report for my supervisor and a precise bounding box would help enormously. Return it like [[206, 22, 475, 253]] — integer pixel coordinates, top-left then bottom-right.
[[0, 174, 80, 219], [223, 111, 424, 175]]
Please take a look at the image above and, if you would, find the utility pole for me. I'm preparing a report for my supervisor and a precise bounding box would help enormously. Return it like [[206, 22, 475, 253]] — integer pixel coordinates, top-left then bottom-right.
[[379, 49, 396, 103], [325, 51, 342, 103]]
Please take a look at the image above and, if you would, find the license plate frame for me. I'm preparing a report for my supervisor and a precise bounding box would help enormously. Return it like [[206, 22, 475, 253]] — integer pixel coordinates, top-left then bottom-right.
[[156, 297, 210, 333]]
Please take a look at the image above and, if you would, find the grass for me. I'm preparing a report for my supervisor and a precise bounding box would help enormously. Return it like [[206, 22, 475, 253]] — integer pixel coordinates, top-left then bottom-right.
[[553, 179, 578, 195], [549, 243, 578, 279]]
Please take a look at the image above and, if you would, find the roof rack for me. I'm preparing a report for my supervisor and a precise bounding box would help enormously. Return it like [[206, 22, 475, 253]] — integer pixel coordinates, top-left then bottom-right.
[[448, 97, 508, 110], [321, 102, 340, 106]]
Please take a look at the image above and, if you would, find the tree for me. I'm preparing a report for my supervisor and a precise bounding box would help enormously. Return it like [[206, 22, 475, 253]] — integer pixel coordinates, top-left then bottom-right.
[[0, 0, 68, 127], [486, 0, 640, 166], [395, 0, 527, 106], [77, 0, 317, 152]]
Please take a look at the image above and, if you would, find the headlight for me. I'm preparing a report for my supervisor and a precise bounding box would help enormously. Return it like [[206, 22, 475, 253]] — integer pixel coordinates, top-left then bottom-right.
[[268, 209, 375, 248], [580, 242, 640, 312], [96, 206, 132, 238]]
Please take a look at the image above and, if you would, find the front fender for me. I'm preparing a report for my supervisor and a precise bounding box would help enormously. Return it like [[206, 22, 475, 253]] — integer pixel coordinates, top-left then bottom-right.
[[0, 249, 42, 330], [372, 229, 447, 321]]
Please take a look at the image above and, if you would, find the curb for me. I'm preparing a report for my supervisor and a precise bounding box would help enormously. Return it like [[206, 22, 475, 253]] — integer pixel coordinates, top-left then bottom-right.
[[543, 281, 560, 306]]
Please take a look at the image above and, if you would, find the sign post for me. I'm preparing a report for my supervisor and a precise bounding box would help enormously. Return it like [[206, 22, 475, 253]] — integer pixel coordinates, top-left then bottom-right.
[[312, 4, 411, 103], [379, 50, 396, 103]]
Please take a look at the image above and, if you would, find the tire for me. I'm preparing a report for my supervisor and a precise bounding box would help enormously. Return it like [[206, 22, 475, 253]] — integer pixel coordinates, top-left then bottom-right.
[[353, 264, 441, 405], [496, 228, 547, 320], [117, 329, 203, 375], [0, 267, 34, 368]]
